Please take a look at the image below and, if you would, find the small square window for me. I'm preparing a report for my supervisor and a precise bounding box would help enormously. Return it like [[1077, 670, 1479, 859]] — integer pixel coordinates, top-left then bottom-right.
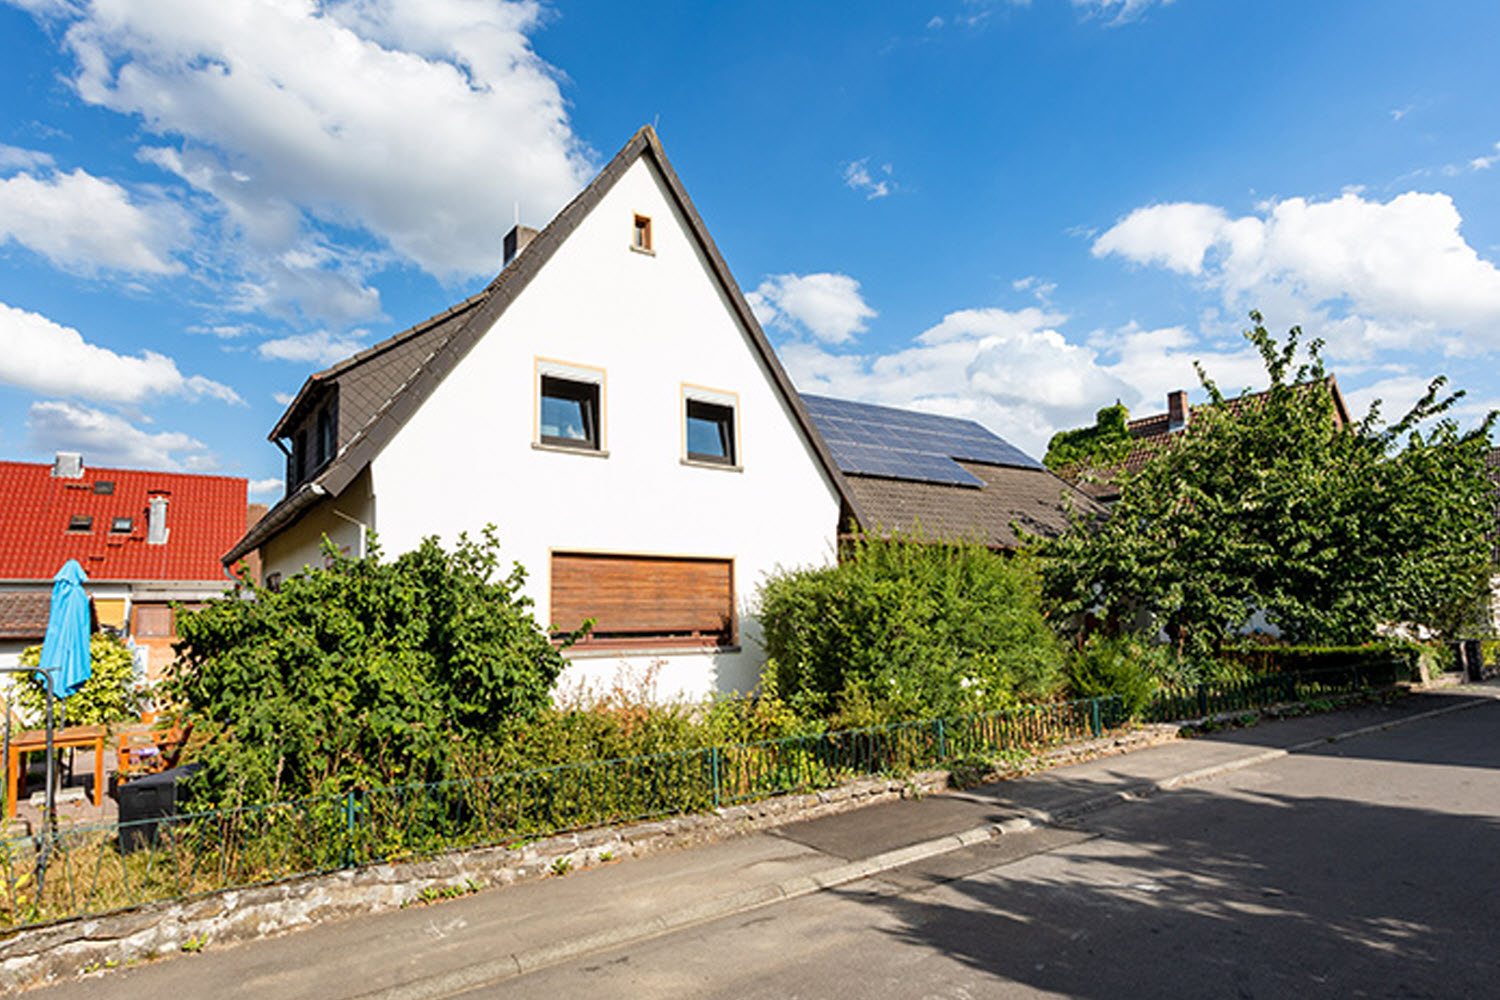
[[92, 480, 115, 495], [540, 376, 601, 450], [686, 399, 736, 465], [632, 214, 653, 252], [68, 515, 93, 532], [111, 517, 134, 533]]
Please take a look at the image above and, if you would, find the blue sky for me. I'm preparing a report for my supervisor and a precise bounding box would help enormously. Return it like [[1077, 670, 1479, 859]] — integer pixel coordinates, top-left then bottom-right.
[[2, 0, 1498, 500]]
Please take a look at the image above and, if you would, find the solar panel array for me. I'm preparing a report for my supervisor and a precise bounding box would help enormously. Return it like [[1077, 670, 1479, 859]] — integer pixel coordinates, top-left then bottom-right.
[[801, 394, 1043, 488]]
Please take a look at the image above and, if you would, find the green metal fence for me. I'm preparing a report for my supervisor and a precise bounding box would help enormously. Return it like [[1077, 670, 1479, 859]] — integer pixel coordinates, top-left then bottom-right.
[[0, 666, 1378, 931]]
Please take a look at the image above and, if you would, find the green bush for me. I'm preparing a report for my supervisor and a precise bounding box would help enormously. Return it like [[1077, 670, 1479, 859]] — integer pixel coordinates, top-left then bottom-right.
[[1218, 641, 1431, 685], [1066, 635, 1158, 719], [169, 528, 572, 805], [13, 633, 141, 726], [758, 535, 1065, 725]]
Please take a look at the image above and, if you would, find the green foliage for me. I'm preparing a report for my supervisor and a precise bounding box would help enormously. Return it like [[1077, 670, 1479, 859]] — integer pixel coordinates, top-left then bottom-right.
[[1041, 312, 1497, 656], [167, 528, 570, 805], [1066, 635, 1159, 718], [1044, 402, 1133, 477], [1220, 641, 1435, 686], [14, 633, 140, 726], [758, 535, 1065, 724]]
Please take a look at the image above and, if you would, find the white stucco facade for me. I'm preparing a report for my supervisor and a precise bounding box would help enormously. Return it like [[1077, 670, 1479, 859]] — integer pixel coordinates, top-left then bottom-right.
[[260, 152, 843, 700]]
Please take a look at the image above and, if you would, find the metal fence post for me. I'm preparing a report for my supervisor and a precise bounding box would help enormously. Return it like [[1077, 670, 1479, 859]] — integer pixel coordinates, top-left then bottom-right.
[[343, 788, 358, 869], [1090, 699, 1102, 738], [936, 718, 947, 761], [1196, 684, 1208, 718], [710, 745, 721, 810]]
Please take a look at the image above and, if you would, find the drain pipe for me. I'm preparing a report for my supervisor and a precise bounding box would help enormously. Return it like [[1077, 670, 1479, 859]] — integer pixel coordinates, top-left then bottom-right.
[[310, 484, 369, 559]]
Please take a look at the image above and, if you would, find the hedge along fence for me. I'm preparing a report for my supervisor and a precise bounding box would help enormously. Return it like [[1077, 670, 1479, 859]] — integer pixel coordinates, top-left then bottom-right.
[[0, 665, 1384, 932]]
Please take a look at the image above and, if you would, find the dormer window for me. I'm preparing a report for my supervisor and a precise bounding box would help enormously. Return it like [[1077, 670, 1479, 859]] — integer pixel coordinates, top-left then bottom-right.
[[632, 214, 653, 254]]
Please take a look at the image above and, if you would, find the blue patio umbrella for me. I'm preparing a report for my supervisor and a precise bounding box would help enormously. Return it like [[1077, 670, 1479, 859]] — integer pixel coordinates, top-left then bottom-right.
[[38, 559, 92, 699]]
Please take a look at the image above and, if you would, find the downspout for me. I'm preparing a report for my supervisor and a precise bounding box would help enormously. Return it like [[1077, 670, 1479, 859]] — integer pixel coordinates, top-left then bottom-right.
[[310, 484, 369, 559]]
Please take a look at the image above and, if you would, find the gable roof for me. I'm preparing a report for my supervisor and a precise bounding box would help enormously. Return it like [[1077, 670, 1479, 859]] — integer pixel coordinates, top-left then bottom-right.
[[1073, 377, 1353, 501], [0, 460, 247, 583], [802, 394, 1100, 548], [225, 126, 861, 565]]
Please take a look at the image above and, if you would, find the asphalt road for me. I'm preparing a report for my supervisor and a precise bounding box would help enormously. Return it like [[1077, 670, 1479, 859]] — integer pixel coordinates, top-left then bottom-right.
[[483, 699, 1500, 1000]]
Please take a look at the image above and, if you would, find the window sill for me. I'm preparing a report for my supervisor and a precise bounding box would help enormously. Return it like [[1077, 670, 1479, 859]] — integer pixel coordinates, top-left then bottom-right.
[[533, 442, 609, 458], [680, 458, 742, 473], [628, 244, 656, 257], [563, 644, 741, 659]]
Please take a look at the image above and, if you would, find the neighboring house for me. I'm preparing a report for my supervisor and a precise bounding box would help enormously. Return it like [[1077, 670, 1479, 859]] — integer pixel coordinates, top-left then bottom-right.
[[0, 453, 251, 682], [1070, 382, 1353, 503], [801, 394, 1100, 548], [224, 127, 857, 701]]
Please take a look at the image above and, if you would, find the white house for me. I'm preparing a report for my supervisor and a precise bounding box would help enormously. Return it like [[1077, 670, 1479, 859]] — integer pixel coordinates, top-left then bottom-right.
[[224, 127, 860, 700]]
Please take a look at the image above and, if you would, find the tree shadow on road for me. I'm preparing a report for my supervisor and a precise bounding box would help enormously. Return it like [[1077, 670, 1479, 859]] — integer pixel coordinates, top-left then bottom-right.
[[847, 787, 1500, 998]]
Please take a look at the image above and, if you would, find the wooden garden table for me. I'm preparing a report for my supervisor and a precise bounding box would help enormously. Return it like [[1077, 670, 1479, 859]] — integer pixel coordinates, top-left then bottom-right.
[[5, 724, 107, 818]]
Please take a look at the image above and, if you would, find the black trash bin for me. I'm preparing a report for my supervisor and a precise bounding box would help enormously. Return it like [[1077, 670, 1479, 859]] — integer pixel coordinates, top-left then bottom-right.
[[117, 763, 201, 854]]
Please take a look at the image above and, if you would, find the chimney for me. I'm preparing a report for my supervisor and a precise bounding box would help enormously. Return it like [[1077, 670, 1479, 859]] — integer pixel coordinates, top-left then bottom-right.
[[52, 452, 83, 478], [1167, 390, 1190, 432], [147, 494, 170, 545], [503, 224, 538, 267]]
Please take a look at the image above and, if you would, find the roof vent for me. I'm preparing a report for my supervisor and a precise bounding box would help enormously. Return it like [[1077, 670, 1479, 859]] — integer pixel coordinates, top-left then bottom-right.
[[1167, 390, 1190, 432], [52, 452, 83, 479], [147, 495, 170, 546], [503, 224, 538, 267]]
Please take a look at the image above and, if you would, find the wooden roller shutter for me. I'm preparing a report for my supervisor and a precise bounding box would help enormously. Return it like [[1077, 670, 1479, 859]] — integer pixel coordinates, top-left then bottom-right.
[[551, 552, 735, 649]]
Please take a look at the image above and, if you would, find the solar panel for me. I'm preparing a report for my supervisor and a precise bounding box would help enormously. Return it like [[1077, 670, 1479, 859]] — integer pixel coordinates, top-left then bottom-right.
[[802, 393, 1042, 487]]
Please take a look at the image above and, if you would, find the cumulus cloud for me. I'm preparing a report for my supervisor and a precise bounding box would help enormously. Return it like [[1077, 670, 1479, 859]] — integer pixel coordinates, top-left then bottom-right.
[[0, 165, 186, 274], [843, 158, 893, 200], [257, 329, 368, 366], [0, 144, 55, 171], [27, 400, 217, 471], [38, 0, 592, 288], [0, 301, 241, 404], [249, 477, 285, 499], [748, 273, 877, 345], [1092, 190, 1500, 355]]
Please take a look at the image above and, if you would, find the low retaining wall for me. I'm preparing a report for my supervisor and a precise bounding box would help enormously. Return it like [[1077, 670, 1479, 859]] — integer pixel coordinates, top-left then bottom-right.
[[1, 724, 1177, 992]]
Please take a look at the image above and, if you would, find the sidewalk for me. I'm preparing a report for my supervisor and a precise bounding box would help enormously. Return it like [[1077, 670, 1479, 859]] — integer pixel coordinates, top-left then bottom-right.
[[26, 684, 1500, 999]]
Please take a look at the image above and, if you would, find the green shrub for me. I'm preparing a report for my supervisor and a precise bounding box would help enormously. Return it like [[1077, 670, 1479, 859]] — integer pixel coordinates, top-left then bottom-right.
[[168, 528, 571, 805], [1218, 641, 1430, 685], [13, 633, 141, 726], [758, 535, 1065, 724], [1066, 635, 1158, 718]]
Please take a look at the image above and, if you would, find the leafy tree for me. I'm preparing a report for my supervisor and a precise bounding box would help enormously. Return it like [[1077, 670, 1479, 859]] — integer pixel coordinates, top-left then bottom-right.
[[1040, 313, 1496, 658], [758, 535, 1065, 723], [13, 633, 140, 727], [1044, 402, 1133, 480], [168, 528, 572, 805]]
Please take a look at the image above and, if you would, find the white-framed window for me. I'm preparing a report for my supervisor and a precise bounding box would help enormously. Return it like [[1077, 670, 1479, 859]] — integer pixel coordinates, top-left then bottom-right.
[[536, 359, 608, 454], [681, 384, 739, 468]]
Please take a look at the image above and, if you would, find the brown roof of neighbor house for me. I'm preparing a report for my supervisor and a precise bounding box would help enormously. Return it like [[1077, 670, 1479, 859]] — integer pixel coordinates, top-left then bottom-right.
[[225, 126, 862, 566], [0, 592, 50, 641], [845, 461, 1102, 549], [1076, 377, 1353, 502]]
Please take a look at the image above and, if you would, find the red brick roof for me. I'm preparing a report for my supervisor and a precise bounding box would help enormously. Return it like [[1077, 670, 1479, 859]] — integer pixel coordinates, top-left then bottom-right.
[[0, 460, 247, 583]]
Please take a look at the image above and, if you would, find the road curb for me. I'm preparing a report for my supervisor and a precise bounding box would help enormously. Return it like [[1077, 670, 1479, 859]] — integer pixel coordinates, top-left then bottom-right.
[[363, 688, 1500, 999]]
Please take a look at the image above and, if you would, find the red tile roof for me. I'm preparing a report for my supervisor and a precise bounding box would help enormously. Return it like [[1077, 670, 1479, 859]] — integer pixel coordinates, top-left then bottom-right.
[[0, 592, 50, 640], [0, 460, 247, 583]]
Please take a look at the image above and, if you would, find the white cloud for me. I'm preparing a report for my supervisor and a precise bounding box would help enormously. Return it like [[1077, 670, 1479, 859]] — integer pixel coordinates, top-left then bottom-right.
[[843, 158, 893, 200], [0, 144, 55, 171], [1471, 142, 1500, 171], [1092, 190, 1500, 355], [0, 166, 185, 274], [26, 400, 217, 471], [1072, 0, 1175, 24], [748, 272, 877, 345], [42, 0, 592, 284], [249, 477, 284, 499], [257, 329, 368, 366], [272, 391, 296, 405], [0, 301, 241, 404]]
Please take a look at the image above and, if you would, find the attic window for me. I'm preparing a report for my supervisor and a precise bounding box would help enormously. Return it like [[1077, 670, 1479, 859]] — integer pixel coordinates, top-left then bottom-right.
[[632, 214, 653, 253], [111, 517, 134, 533], [540, 376, 601, 450], [68, 515, 93, 532], [682, 386, 740, 469], [92, 480, 115, 495]]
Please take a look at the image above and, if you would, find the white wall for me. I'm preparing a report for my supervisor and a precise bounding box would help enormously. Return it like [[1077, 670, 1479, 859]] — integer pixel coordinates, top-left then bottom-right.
[[370, 157, 842, 700]]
